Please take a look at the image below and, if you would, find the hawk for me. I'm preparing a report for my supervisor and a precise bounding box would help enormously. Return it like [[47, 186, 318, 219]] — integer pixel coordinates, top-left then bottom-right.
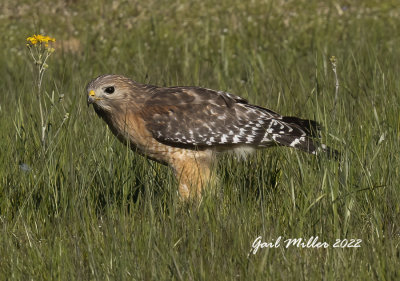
[[87, 74, 337, 199]]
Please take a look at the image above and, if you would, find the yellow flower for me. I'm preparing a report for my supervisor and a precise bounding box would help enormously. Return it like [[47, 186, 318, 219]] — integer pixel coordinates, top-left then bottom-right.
[[26, 34, 56, 47]]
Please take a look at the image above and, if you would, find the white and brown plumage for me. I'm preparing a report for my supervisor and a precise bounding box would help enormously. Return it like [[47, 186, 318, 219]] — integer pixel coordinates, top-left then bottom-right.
[[87, 74, 337, 199]]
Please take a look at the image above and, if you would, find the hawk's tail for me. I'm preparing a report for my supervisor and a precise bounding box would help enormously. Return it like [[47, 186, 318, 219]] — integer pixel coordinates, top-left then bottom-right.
[[286, 136, 340, 159], [271, 116, 339, 159], [281, 116, 321, 137]]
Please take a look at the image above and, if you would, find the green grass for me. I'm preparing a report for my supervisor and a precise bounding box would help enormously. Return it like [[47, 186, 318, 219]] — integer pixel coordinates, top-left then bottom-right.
[[1, 0, 400, 280]]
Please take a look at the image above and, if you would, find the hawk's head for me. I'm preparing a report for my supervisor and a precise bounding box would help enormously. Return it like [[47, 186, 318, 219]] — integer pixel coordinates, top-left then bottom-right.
[[86, 74, 152, 116], [86, 74, 126, 113]]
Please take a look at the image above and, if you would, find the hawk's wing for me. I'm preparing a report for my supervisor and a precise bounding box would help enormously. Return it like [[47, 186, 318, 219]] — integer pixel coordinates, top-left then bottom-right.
[[140, 87, 319, 151]]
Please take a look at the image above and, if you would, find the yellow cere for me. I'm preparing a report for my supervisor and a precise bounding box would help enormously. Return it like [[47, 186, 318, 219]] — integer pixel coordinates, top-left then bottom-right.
[[26, 34, 56, 47], [89, 90, 96, 96]]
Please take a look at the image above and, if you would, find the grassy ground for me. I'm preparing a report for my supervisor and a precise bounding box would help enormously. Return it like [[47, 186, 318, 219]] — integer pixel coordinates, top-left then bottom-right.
[[1, 0, 399, 280]]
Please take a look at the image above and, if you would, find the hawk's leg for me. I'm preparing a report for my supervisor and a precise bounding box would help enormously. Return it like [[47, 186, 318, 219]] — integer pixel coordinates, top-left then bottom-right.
[[170, 150, 215, 200]]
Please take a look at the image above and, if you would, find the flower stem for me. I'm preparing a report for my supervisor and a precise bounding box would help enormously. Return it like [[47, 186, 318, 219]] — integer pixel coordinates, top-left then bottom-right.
[[37, 65, 46, 147]]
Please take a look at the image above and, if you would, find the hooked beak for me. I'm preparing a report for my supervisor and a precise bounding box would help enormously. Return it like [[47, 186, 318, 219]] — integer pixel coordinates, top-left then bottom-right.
[[87, 90, 96, 106]]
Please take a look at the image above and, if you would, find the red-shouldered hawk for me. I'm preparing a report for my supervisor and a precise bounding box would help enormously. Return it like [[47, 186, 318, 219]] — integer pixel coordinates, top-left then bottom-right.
[[87, 74, 338, 199]]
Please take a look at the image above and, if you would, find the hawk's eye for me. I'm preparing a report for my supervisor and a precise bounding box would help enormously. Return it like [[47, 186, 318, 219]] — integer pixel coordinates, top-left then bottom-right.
[[104, 86, 115, 94]]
